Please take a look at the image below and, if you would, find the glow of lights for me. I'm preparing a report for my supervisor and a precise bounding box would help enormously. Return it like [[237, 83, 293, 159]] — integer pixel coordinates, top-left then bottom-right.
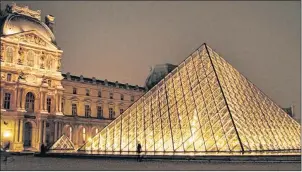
[[3, 131, 11, 138]]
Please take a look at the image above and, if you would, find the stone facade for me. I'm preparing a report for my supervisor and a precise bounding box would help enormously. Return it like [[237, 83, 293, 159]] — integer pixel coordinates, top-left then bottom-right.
[[0, 3, 145, 151]]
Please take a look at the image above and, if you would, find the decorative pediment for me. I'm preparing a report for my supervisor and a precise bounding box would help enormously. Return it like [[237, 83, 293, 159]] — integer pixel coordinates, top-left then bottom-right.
[[69, 96, 79, 101], [3, 31, 58, 50], [83, 98, 92, 103], [95, 99, 104, 105]]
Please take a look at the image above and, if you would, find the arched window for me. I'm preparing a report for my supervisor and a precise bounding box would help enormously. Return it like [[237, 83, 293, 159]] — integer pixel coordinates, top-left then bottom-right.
[[25, 92, 35, 112], [46, 55, 53, 70], [6, 47, 13, 63], [69, 127, 73, 141], [27, 51, 35, 67]]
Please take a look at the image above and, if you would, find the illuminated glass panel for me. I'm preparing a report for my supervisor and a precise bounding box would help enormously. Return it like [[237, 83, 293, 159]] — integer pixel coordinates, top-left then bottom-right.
[[50, 134, 75, 151]]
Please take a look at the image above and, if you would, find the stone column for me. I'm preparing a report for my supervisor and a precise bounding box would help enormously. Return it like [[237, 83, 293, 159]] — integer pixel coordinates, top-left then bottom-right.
[[0, 87, 4, 110], [54, 121, 58, 141], [38, 120, 43, 145], [44, 93, 47, 111], [43, 120, 46, 144], [19, 119, 23, 143], [58, 94, 62, 112], [12, 119, 24, 151], [55, 93, 63, 115]]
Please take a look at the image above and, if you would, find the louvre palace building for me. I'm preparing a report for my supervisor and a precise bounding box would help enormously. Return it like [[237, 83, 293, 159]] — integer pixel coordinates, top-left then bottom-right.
[[0, 3, 145, 152], [1, 3, 300, 155]]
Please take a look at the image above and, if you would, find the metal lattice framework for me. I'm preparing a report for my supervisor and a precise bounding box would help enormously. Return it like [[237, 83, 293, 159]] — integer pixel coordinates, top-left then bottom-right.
[[49, 134, 75, 151], [79, 44, 300, 154]]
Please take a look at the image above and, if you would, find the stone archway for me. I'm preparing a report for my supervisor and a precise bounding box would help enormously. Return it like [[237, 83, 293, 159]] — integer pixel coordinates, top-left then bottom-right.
[[77, 126, 86, 146], [23, 122, 32, 147], [91, 127, 99, 138], [63, 124, 73, 142]]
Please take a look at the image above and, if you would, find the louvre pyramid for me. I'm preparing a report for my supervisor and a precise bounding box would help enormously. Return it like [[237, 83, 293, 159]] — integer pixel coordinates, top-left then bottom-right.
[[79, 44, 300, 154], [49, 134, 75, 151]]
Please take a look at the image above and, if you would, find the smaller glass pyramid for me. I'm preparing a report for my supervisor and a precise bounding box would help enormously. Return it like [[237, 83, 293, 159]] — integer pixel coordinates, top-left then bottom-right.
[[49, 134, 75, 151]]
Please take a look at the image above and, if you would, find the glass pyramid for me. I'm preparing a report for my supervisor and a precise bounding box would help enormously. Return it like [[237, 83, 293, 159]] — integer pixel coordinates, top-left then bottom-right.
[[49, 134, 75, 151], [79, 44, 300, 154]]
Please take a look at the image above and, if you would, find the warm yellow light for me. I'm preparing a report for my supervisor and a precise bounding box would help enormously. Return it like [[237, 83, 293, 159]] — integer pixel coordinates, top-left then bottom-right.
[[3, 131, 11, 138], [88, 137, 92, 142]]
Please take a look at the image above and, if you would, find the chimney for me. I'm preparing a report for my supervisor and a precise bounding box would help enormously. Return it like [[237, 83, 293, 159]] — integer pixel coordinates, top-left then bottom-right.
[[45, 15, 55, 32]]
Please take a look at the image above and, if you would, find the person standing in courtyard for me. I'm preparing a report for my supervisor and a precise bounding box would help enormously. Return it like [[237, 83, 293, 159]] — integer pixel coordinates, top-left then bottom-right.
[[3, 141, 14, 162], [40, 143, 46, 156], [136, 142, 142, 162]]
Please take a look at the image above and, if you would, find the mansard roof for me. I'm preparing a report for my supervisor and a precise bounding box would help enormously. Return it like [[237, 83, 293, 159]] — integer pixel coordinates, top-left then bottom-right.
[[62, 73, 146, 92]]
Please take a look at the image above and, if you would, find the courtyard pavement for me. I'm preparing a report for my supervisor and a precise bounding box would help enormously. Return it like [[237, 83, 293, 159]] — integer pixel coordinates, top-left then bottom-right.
[[0, 155, 301, 171]]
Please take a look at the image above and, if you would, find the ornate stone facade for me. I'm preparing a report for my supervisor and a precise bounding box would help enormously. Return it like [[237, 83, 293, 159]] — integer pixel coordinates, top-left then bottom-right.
[[0, 3, 145, 151]]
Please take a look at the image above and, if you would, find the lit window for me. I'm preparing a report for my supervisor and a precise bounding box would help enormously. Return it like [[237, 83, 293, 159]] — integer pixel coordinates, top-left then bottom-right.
[[72, 104, 77, 116], [73, 88, 77, 94], [25, 92, 35, 112], [69, 127, 72, 140], [3, 93, 11, 109], [120, 94, 124, 100], [98, 91, 102, 97], [85, 105, 91, 118], [110, 93, 113, 99], [109, 108, 114, 119], [27, 51, 35, 67], [6, 47, 13, 63], [120, 109, 124, 115], [47, 97, 51, 113], [82, 128, 86, 143], [131, 95, 134, 102], [7, 73, 11, 82], [97, 106, 103, 119], [86, 89, 90, 96]]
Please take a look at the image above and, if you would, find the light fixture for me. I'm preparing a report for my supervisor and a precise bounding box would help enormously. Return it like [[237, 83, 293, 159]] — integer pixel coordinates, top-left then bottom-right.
[[3, 131, 11, 138]]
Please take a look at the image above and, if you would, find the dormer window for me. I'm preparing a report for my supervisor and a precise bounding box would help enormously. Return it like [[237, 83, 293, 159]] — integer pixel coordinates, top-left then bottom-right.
[[86, 89, 90, 96], [98, 91, 102, 98], [131, 95, 134, 102], [73, 87, 77, 94]]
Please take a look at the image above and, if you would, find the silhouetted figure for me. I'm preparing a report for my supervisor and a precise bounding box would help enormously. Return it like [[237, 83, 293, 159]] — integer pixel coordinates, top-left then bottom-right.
[[136, 143, 142, 162], [3, 141, 14, 162], [40, 143, 46, 156]]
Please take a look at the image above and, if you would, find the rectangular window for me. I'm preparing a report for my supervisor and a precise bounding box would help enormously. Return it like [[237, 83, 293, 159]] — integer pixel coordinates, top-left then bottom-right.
[[3, 93, 11, 109], [47, 97, 51, 113], [73, 88, 77, 94], [120, 94, 124, 100], [61, 101, 64, 113], [85, 105, 91, 118], [131, 95, 134, 102], [98, 91, 102, 97], [72, 104, 77, 116], [7, 73, 11, 82], [97, 106, 103, 119], [110, 93, 113, 99], [86, 89, 90, 96], [120, 109, 124, 115], [109, 108, 114, 119]]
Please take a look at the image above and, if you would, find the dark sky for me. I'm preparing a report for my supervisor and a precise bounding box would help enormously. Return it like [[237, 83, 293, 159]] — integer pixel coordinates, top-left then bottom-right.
[[2, 1, 301, 121]]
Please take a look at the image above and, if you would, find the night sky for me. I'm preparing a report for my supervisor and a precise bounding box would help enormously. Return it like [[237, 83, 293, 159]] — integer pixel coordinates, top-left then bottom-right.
[[1, 1, 300, 121]]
